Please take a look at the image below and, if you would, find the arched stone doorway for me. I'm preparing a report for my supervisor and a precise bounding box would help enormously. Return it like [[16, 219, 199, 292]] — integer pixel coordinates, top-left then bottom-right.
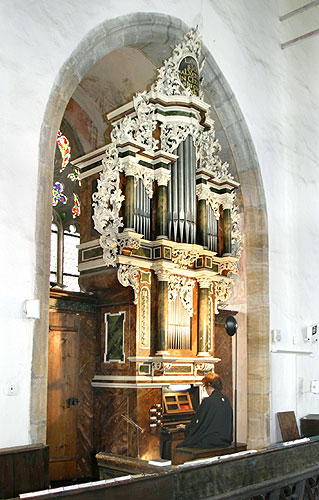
[[33, 12, 269, 450]]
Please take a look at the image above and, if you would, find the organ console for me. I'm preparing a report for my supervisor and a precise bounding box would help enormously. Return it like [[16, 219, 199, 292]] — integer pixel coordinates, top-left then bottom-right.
[[155, 387, 199, 459]]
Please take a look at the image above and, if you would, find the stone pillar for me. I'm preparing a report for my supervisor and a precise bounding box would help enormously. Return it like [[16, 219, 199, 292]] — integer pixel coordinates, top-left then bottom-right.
[[154, 168, 170, 240], [124, 175, 135, 230], [197, 279, 211, 356], [156, 269, 170, 355], [197, 198, 208, 248]]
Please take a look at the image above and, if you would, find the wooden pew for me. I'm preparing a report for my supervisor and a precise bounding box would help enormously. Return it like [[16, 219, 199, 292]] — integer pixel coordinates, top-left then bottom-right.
[[172, 442, 247, 465], [0, 443, 49, 499]]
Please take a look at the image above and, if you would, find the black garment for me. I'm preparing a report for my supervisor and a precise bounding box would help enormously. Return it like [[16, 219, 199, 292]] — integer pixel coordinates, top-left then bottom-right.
[[177, 389, 233, 448]]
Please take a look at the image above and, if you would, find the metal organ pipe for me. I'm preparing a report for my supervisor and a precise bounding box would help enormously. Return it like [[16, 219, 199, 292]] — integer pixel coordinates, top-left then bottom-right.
[[207, 204, 218, 252], [167, 136, 196, 244], [134, 179, 151, 240]]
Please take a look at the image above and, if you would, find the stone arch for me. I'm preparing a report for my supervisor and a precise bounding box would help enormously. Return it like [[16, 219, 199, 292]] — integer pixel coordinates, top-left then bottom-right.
[[33, 12, 269, 448]]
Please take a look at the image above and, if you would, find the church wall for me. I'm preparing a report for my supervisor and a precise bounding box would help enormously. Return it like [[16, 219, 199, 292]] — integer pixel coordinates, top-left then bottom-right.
[[0, 0, 318, 449]]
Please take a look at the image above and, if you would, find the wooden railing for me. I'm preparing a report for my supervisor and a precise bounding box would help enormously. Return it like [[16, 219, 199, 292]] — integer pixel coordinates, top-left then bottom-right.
[[15, 438, 319, 499]]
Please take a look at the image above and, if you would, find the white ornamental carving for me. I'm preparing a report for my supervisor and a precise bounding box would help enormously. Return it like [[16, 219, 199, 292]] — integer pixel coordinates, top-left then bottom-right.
[[122, 162, 154, 198], [220, 192, 235, 211], [168, 276, 195, 317], [195, 363, 213, 374], [117, 234, 141, 253], [154, 168, 171, 187], [92, 144, 124, 267], [152, 362, 163, 372], [214, 280, 233, 314], [111, 91, 158, 152], [151, 28, 204, 98], [218, 261, 239, 276], [196, 185, 221, 220], [172, 247, 199, 269], [231, 202, 243, 258], [117, 264, 140, 305]]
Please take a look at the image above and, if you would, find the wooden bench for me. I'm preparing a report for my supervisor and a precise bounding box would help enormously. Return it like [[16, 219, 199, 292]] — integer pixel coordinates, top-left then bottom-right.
[[0, 443, 49, 499], [172, 442, 247, 465]]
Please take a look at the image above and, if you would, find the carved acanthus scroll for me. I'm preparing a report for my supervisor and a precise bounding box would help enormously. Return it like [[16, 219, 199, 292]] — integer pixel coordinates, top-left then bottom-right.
[[92, 144, 124, 267], [117, 264, 140, 305], [168, 276, 195, 317]]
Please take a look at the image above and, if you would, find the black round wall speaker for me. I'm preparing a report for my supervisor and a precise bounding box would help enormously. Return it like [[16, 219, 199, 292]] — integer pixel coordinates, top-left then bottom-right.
[[225, 316, 238, 336]]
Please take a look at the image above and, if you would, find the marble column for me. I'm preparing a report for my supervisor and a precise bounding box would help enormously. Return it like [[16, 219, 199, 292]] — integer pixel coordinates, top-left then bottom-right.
[[197, 279, 211, 356], [156, 184, 168, 239], [124, 175, 135, 230], [156, 270, 170, 355], [222, 194, 233, 256]]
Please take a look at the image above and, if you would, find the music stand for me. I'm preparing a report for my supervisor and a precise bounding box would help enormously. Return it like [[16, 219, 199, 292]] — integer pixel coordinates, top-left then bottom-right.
[[121, 414, 144, 459]]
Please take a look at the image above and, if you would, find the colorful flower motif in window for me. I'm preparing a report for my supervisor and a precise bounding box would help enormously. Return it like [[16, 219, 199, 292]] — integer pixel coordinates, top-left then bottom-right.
[[52, 182, 67, 206], [68, 167, 81, 185], [72, 193, 81, 218], [57, 130, 71, 171]]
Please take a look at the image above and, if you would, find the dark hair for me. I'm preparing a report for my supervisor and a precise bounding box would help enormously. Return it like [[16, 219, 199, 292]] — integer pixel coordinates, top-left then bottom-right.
[[202, 373, 223, 391]]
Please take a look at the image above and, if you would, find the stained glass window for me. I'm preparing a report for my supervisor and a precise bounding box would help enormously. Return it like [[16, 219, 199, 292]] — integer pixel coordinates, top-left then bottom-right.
[[50, 224, 58, 283], [50, 129, 81, 292]]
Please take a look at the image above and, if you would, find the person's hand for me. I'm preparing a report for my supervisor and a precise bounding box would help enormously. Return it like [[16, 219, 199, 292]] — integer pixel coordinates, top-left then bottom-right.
[[176, 424, 186, 430]]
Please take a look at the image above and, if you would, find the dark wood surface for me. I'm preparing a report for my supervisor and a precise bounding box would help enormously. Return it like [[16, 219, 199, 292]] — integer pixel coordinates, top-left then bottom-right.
[[172, 442, 247, 465], [0, 444, 49, 499], [48, 294, 97, 481], [277, 410, 300, 441], [16, 438, 319, 500], [300, 414, 319, 437]]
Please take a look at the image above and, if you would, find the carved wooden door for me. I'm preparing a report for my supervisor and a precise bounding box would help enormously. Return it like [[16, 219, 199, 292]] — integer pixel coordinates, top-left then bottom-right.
[[47, 310, 79, 480]]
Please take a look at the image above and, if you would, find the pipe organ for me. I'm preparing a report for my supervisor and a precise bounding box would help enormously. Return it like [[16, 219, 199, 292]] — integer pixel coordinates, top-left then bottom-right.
[[73, 28, 242, 460]]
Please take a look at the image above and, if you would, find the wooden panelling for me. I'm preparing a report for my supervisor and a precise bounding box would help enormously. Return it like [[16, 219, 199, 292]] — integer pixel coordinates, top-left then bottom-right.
[[0, 444, 49, 499], [48, 292, 98, 480]]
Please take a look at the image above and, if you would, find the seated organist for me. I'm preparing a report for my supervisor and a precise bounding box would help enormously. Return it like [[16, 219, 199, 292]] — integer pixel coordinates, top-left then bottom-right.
[[176, 373, 233, 449]]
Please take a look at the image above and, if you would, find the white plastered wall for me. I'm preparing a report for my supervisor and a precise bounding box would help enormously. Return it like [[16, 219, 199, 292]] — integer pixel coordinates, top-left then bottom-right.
[[0, 0, 318, 447]]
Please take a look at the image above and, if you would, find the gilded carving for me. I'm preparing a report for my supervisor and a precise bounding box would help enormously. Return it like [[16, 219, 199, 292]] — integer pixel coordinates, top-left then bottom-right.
[[139, 286, 150, 348], [172, 247, 199, 269], [214, 280, 233, 314], [168, 275, 195, 317], [218, 261, 239, 276]]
